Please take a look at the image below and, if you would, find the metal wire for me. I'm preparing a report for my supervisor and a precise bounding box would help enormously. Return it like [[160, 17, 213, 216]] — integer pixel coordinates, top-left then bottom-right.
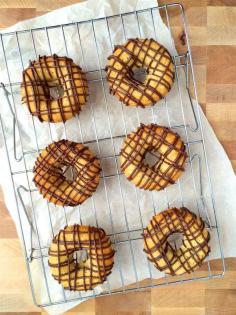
[[0, 3, 225, 307]]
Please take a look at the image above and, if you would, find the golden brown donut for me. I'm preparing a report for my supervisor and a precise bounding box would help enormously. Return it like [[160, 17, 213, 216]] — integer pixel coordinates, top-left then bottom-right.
[[33, 139, 101, 206], [143, 207, 210, 275], [48, 225, 115, 291], [21, 54, 88, 123], [105, 38, 175, 107], [120, 123, 187, 191]]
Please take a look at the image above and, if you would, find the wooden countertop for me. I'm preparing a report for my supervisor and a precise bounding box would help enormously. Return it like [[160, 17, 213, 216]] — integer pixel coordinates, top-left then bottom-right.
[[0, 0, 235, 314]]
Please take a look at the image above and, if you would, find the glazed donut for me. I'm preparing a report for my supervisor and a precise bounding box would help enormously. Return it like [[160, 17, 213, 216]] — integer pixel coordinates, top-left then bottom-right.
[[33, 140, 101, 206], [143, 207, 210, 275], [105, 38, 175, 107], [48, 225, 115, 291], [21, 54, 88, 123], [120, 123, 187, 191]]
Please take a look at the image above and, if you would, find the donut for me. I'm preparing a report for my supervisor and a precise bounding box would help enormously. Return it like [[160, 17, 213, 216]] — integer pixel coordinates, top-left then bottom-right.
[[143, 207, 210, 275], [48, 225, 115, 291], [21, 54, 88, 123], [120, 123, 187, 191], [105, 38, 175, 107], [33, 139, 101, 206]]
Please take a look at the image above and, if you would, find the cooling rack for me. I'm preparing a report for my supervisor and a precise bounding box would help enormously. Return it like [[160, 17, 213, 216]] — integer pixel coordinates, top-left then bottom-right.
[[0, 3, 225, 308]]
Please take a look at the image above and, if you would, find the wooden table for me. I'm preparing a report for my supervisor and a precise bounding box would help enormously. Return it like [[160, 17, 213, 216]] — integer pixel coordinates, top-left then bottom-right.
[[0, 0, 235, 314]]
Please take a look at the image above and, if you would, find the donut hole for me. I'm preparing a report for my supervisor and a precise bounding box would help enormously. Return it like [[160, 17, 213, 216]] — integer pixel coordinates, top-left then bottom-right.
[[144, 150, 161, 168], [62, 165, 78, 183], [48, 80, 64, 99], [74, 249, 88, 264], [133, 67, 147, 83], [167, 232, 184, 250]]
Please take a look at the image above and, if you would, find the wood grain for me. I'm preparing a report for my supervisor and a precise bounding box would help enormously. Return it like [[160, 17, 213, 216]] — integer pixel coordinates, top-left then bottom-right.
[[0, 0, 235, 314]]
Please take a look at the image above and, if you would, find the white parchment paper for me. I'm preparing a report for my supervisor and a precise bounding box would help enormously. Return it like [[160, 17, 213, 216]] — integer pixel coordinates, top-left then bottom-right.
[[0, 0, 236, 314]]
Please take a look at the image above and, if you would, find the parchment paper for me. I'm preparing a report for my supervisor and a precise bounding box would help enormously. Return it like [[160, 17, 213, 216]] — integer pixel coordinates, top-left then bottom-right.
[[0, 0, 236, 314]]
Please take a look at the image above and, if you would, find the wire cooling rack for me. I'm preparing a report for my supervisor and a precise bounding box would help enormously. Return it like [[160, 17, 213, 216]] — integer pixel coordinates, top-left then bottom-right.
[[0, 3, 225, 308]]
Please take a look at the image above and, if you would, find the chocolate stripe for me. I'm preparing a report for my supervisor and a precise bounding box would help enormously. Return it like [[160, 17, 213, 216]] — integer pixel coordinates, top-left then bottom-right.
[[33, 139, 101, 206], [120, 123, 187, 191], [106, 38, 175, 107], [143, 207, 211, 275], [48, 225, 115, 291], [21, 54, 88, 123]]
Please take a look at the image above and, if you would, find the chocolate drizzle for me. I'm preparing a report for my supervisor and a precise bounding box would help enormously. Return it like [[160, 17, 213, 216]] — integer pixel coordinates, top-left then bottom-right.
[[105, 38, 175, 107], [143, 207, 211, 275], [120, 123, 188, 191], [48, 225, 115, 291], [21, 54, 88, 123], [33, 139, 101, 206]]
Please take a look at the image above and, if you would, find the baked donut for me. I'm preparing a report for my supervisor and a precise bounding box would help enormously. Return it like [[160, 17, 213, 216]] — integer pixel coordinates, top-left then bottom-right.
[[120, 123, 187, 191], [21, 54, 88, 123], [48, 225, 115, 291], [105, 38, 175, 107], [33, 140, 101, 206], [143, 207, 210, 275]]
